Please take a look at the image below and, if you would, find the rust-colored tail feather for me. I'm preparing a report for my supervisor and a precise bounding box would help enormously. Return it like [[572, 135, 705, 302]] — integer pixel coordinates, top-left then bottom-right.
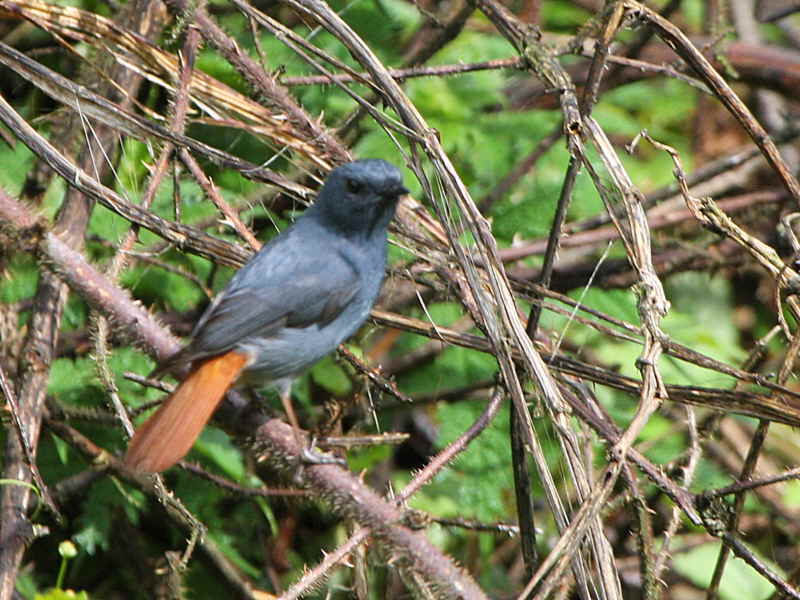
[[124, 351, 249, 473]]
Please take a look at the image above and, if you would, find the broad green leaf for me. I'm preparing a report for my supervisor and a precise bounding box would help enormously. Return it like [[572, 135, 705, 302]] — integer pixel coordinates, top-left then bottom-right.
[[673, 541, 778, 600], [311, 354, 352, 396], [195, 427, 245, 480]]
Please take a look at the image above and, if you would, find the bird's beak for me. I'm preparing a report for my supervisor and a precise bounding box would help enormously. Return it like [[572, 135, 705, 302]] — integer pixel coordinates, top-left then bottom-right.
[[379, 185, 408, 203]]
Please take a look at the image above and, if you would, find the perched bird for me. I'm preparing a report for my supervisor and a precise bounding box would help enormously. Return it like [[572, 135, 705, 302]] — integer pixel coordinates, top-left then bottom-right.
[[124, 159, 408, 472]]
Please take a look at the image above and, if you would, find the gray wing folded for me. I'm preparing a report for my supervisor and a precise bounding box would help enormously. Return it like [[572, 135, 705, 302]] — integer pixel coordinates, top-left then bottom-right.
[[162, 224, 360, 370]]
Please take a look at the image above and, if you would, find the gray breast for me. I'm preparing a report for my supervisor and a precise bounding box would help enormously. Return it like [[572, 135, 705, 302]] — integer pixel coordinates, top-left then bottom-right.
[[236, 292, 374, 383]]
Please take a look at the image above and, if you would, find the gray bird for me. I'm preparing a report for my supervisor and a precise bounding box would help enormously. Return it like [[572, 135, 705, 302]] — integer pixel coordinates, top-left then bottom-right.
[[124, 159, 408, 472]]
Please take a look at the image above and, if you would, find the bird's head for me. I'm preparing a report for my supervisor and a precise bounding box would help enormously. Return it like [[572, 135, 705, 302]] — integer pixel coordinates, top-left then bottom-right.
[[313, 159, 408, 238]]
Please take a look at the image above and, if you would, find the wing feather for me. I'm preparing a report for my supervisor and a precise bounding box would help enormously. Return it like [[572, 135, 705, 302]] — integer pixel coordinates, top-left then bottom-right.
[[166, 224, 360, 368]]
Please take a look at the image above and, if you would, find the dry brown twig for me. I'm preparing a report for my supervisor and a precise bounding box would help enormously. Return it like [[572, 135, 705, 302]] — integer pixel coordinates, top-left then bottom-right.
[[3, 0, 800, 596], [0, 1, 168, 596]]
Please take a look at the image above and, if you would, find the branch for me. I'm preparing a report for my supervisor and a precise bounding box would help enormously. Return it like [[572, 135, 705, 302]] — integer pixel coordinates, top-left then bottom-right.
[[0, 188, 487, 600]]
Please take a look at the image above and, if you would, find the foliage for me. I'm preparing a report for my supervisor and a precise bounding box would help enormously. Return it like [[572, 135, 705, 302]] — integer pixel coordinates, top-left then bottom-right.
[[1, 0, 800, 597]]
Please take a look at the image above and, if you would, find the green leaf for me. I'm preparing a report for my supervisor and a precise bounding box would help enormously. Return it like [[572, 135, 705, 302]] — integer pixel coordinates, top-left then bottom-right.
[[311, 354, 352, 396], [0, 140, 35, 195], [74, 479, 130, 554], [48, 358, 97, 406], [15, 571, 38, 600], [783, 479, 800, 508], [50, 433, 70, 465], [0, 255, 39, 303], [72, 521, 106, 557], [194, 427, 245, 480], [673, 541, 778, 600], [206, 531, 262, 578], [410, 403, 513, 523], [34, 590, 90, 600]]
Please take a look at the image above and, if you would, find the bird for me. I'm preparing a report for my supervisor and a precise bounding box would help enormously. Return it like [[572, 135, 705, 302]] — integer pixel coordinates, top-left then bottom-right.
[[124, 159, 408, 473]]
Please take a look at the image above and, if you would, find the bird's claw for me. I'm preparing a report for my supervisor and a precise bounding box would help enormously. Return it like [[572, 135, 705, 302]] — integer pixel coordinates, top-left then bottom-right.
[[301, 437, 346, 467]]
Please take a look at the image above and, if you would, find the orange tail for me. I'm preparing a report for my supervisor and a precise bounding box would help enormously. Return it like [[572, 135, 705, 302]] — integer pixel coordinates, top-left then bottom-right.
[[124, 351, 249, 473]]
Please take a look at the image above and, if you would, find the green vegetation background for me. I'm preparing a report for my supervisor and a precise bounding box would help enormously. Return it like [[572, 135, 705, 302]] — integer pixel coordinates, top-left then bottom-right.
[[2, 0, 796, 598]]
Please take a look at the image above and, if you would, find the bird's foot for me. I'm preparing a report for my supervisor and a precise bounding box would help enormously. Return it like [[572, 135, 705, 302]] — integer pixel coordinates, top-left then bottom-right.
[[301, 436, 346, 467]]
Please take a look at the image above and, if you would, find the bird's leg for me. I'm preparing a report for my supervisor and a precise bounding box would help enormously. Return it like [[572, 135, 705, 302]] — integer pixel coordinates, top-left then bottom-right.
[[278, 384, 303, 440], [278, 386, 344, 466]]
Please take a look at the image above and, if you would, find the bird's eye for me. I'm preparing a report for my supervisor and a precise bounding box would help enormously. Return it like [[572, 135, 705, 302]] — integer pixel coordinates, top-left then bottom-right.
[[345, 178, 364, 194]]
